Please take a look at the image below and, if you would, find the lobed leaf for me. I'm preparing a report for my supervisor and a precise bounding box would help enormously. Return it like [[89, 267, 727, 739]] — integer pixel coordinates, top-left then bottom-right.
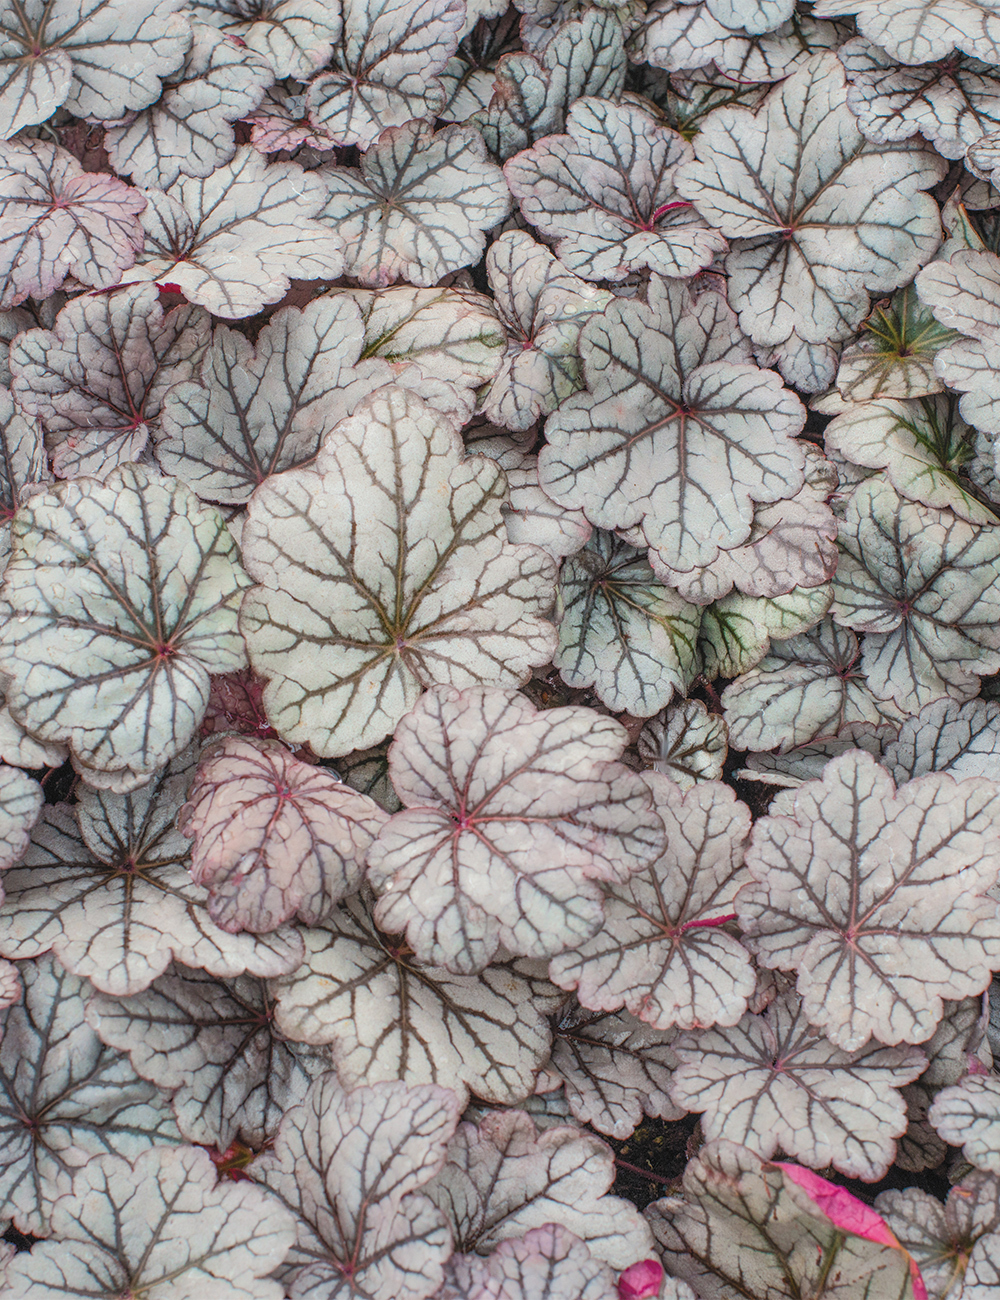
[[636, 699, 729, 789], [189, 0, 342, 78], [813, 0, 1000, 64]]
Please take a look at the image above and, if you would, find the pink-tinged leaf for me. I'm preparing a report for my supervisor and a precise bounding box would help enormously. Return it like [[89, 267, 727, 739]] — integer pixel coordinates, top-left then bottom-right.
[[180, 735, 388, 931], [777, 1162, 929, 1300], [201, 668, 278, 741], [0, 139, 145, 308], [618, 1258, 665, 1300]]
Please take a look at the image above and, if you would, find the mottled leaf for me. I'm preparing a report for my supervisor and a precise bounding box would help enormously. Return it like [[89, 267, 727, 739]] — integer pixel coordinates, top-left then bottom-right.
[[636, 699, 729, 789], [538, 274, 807, 574], [0, 749, 304, 995], [367, 684, 666, 973], [240, 388, 557, 759], [506, 96, 725, 283], [9, 283, 210, 480], [132, 147, 345, 319], [427, 1108, 654, 1268], [0, 464, 250, 790], [4, 1145, 296, 1300], [0, 953, 180, 1235], [737, 749, 1000, 1050], [251, 1074, 459, 1300], [0, 138, 145, 309], [319, 120, 511, 288]]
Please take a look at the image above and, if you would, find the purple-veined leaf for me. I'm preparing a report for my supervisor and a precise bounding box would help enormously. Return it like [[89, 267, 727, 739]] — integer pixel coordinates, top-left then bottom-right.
[[426, 1108, 654, 1268], [813, 0, 1000, 64], [86, 962, 330, 1149], [0, 953, 181, 1235], [336, 741, 403, 814], [239, 388, 557, 759], [468, 1225, 622, 1300], [103, 24, 274, 188], [245, 85, 338, 153], [696, 583, 833, 680], [885, 698, 1000, 784], [155, 294, 395, 504], [647, 1140, 923, 1300], [554, 529, 700, 716], [0, 138, 145, 309], [250, 1074, 459, 1300], [547, 1003, 684, 1140], [0, 0, 188, 136], [0, 385, 46, 575], [0, 464, 250, 791], [969, 131, 1000, 182], [515, 0, 645, 50], [538, 274, 807, 575], [472, 9, 625, 161], [917, 249, 1000, 436], [505, 97, 725, 283], [318, 120, 511, 288], [669, 989, 926, 1180], [132, 147, 344, 319], [0, 671, 67, 770], [188, 0, 343, 78], [721, 618, 906, 754], [270, 892, 562, 1109], [841, 38, 1000, 161], [675, 53, 946, 365], [737, 721, 897, 790], [929, 1075, 1000, 1173], [0, 748, 304, 995], [483, 230, 610, 432], [9, 283, 210, 480], [4, 1145, 296, 1300], [636, 699, 729, 789], [737, 749, 1000, 1051], [550, 776, 754, 1032], [831, 478, 1000, 712], [305, 0, 463, 149], [439, 7, 520, 125], [366, 684, 666, 974], [0, 958, 18, 1008], [501, 451, 593, 560], [0, 763, 41, 873], [876, 1171, 1000, 1300], [179, 735, 387, 931]]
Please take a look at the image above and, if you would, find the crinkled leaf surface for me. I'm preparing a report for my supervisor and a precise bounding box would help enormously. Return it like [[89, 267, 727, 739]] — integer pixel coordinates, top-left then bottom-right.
[[505, 96, 725, 282], [721, 618, 906, 754], [271, 893, 561, 1109], [367, 684, 666, 974], [917, 249, 1000, 436], [132, 147, 345, 319], [10, 283, 210, 480], [831, 478, 1000, 712], [670, 989, 926, 1180], [305, 0, 463, 148], [482, 230, 610, 433], [637, 699, 729, 789], [0, 0, 188, 136], [538, 274, 807, 574], [675, 53, 946, 352], [426, 1108, 654, 1268], [86, 963, 330, 1149], [251, 1074, 459, 1300], [829, 285, 958, 405], [319, 120, 511, 288], [0, 952, 180, 1235], [0, 763, 41, 872], [180, 736, 387, 931], [473, 8, 625, 161], [737, 749, 1000, 1050], [0, 138, 145, 309], [841, 38, 1000, 160], [240, 388, 557, 760], [4, 1145, 296, 1300], [0, 464, 250, 790], [548, 1004, 683, 1140], [550, 776, 754, 1032], [885, 698, 1000, 783], [157, 295, 395, 504], [813, 0, 1000, 64], [825, 394, 996, 524], [929, 1075, 1000, 1173], [648, 1140, 920, 1300], [189, 0, 342, 78], [103, 24, 274, 187], [554, 529, 700, 716], [0, 749, 304, 995]]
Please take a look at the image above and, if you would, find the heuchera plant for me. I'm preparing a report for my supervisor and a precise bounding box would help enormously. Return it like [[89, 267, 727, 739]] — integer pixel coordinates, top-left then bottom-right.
[[9, 1, 1000, 1297]]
